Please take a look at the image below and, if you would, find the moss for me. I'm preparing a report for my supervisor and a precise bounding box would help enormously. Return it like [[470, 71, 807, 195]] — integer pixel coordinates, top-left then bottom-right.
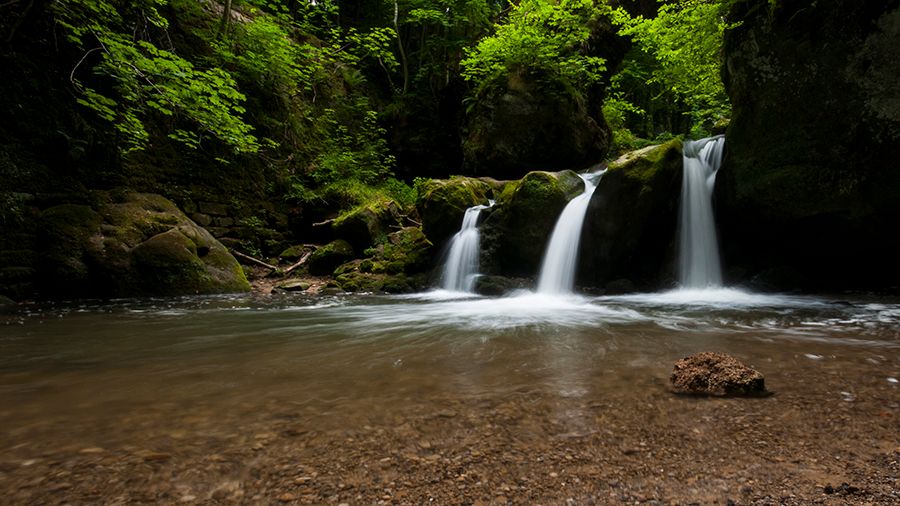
[[308, 239, 355, 275], [479, 170, 586, 277], [332, 198, 402, 252], [416, 176, 492, 247], [279, 244, 309, 260]]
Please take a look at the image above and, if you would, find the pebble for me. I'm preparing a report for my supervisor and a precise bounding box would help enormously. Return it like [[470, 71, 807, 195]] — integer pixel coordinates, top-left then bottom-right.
[[79, 447, 105, 454], [888, 377, 898, 384]]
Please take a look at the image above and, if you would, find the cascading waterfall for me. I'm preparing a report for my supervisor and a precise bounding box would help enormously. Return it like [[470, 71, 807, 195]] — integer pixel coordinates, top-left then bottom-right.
[[440, 202, 493, 293], [678, 135, 726, 288], [536, 173, 602, 295]]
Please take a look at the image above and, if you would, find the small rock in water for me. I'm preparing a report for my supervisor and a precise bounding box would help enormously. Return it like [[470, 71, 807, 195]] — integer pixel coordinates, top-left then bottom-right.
[[670, 352, 767, 396], [887, 377, 898, 384], [804, 353, 824, 360]]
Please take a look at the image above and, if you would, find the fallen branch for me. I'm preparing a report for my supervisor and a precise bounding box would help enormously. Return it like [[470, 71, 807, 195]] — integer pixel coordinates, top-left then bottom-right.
[[403, 215, 422, 226], [231, 249, 278, 271], [312, 218, 339, 227], [283, 250, 313, 275]]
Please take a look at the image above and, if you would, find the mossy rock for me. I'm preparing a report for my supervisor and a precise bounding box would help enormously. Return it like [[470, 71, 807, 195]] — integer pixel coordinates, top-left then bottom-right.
[[36, 192, 250, 298], [307, 239, 355, 276], [416, 177, 493, 248], [0, 294, 17, 313], [719, 0, 900, 290], [278, 244, 311, 260], [381, 226, 434, 274], [335, 268, 425, 294], [580, 140, 683, 290], [461, 70, 613, 179], [480, 170, 584, 278], [332, 199, 404, 253]]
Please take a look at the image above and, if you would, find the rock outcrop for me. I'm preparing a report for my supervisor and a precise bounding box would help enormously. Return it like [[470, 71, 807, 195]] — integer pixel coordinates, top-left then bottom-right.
[[462, 72, 611, 180], [580, 140, 683, 291], [670, 352, 767, 397], [480, 170, 584, 278], [719, 0, 900, 290], [416, 177, 493, 249], [37, 192, 250, 298]]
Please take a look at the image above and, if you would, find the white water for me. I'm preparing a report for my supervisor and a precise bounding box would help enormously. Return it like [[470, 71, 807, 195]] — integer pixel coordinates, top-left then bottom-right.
[[536, 173, 602, 295], [679, 135, 726, 288], [440, 202, 493, 293]]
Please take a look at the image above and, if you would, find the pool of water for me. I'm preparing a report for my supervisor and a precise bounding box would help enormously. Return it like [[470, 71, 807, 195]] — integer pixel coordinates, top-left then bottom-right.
[[1, 289, 897, 454]]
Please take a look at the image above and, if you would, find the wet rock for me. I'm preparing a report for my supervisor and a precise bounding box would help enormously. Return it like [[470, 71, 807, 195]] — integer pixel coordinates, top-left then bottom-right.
[[474, 275, 528, 296], [670, 352, 767, 396], [580, 140, 682, 290], [416, 177, 493, 249], [480, 170, 584, 278], [0, 295, 16, 313], [719, 0, 900, 291]]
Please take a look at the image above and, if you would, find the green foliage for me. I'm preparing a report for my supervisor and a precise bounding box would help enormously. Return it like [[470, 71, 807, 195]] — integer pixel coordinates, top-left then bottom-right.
[[611, 0, 733, 136], [461, 0, 608, 96], [54, 0, 259, 154]]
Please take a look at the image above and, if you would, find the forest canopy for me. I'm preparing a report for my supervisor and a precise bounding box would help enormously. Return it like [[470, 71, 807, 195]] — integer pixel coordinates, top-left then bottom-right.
[[1, 0, 733, 208]]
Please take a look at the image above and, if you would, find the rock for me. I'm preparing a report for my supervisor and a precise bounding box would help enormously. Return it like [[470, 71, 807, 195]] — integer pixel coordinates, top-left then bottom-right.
[[306, 240, 355, 276], [333, 225, 432, 293], [36, 193, 250, 298], [332, 199, 404, 253], [0, 295, 16, 313], [480, 170, 584, 278], [416, 177, 493, 248], [276, 280, 310, 292], [719, 0, 900, 291], [580, 140, 683, 290], [670, 352, 767, 397], [278, 244, 311, 261], [462, 71, 612, 180], [474, 275, 529, 296]]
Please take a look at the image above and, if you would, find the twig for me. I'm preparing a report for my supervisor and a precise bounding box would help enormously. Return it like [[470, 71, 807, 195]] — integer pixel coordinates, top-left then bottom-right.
[[283, 250, 313, 275], [70, 47, 103, 84], [312, 217, 336, 227], [231, 249, 278, 270]]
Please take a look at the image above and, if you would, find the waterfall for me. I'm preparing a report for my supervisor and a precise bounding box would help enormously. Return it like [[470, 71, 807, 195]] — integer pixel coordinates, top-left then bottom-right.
[[679, 135, 726, 288], [440, 202, 493, 293], [536, 173, 602, 295]]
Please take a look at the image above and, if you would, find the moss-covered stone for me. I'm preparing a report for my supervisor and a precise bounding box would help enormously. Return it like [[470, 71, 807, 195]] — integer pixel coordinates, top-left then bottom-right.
[[480, 170, 584, 277], [36, 192, 250, 298], [461, 66, 617, 179], [719, 0, 900, 290], [332, 199, 404, 253], [580, 140, 683, 290], [307, 239, 355, 276], [416, 177, 493, 248], [278, 244, 311, 260]]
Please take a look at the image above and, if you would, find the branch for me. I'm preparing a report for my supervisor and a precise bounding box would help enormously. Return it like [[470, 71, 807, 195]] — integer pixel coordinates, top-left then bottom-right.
[[70, 47, 104, 84], [231, 249, 278, 270], [283, 250, 313, 275], [312, 217, 336, 227]]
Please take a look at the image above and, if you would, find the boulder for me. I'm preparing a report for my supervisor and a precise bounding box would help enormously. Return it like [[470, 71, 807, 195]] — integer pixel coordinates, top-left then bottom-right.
[[462, 76, 611, 180], [670, 352, 767, 397], [480, 170, 585, 278], [37, 193, 250, 298], [332, 199, 404, 253], [719, 0, 900, 291], [474, 275, 529, 296], [579, 140, 683, 290], [416, 177, 493, 248], [0, 294, 16, 313], [306, 239, 355, 276]]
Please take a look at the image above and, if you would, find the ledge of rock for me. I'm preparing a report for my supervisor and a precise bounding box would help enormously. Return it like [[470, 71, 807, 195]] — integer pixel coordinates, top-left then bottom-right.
[[670, 352, 767, 397]]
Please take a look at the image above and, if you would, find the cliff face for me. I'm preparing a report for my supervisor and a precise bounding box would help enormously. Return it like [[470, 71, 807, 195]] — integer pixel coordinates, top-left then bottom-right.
[[718, 0, 900, 290]]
